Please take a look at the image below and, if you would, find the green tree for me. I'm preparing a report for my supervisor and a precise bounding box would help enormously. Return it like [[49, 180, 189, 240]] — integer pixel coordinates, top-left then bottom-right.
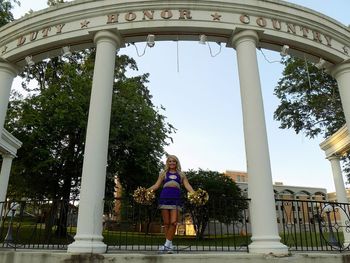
[[273, 57, 349, 176], [7, 53, 89, 199], [5, 49, 174, 236], [108, 75, 174, 198], [185, 169, 248, 239], [0, 0, 20, 26], [274, 57, 345, 138]]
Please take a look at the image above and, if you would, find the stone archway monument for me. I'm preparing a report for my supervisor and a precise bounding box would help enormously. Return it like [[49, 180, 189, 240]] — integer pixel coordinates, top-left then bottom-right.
[[0, 0, 349, 255]]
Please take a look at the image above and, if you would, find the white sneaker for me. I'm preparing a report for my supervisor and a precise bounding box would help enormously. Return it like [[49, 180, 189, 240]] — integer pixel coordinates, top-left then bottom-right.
[[158, 245, 173, 254]]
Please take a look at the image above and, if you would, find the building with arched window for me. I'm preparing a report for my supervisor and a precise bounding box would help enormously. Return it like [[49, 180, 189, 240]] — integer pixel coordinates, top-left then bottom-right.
[[225, 170, 327, 201]]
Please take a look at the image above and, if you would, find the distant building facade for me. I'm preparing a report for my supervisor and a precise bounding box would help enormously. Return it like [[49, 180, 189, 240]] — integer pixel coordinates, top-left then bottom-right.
[[328, 189, 350, 202], [225, 170, 330, 233], [224, 170, 327, 200]]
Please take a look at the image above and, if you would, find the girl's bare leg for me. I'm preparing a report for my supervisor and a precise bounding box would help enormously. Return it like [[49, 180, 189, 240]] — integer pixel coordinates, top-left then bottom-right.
[[165, 209, 178, 241], [161, 209, 170, 237]]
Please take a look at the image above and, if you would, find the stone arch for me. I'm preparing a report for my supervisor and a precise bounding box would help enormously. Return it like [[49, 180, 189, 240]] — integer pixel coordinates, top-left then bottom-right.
[[295, 190, 312, 200], [0, 0, 349, 66], [280, 189, 295, 195], [312, 191, 327, 201], [278, 189, 295, 199]]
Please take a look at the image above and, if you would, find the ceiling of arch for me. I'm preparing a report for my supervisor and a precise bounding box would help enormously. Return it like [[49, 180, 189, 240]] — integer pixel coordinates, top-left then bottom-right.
[[0, 0, 349, 68]]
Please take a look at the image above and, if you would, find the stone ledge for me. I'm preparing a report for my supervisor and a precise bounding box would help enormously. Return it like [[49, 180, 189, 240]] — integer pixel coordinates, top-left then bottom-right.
[[1, 251, 350, 263]]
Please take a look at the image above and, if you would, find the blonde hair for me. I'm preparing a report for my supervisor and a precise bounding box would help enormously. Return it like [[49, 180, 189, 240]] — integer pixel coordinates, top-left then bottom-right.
[[165, 155, 182, 172], [160, 155, 183, 179]]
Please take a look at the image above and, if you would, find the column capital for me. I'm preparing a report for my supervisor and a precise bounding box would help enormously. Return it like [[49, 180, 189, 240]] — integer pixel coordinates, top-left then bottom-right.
[[229, 30, 259, 49], [1, 153, 15, 159], [92, 30, 124, 49], [329, 60, 350, 79], [0, 61, 19, 77], [327, 155, 341, 161]]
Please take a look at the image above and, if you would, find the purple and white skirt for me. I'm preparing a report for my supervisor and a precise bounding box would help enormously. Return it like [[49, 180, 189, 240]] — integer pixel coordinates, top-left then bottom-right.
[[158, 187, 182, 210]]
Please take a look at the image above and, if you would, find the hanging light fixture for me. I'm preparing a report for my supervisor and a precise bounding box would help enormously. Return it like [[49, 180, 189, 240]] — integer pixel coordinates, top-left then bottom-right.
[[280, 45, 289, 57], [198, 34, 221, 57], [62, 46, 72, 56], [146, 34, 155, 48], [315, 58, 326, 69], [132, 34, 156, 57], [25, 56, 35, 67], [199, 34, 207, 45]]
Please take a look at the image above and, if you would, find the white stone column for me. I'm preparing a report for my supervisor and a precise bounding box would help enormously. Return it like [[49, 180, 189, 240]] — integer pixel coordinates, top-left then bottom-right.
[[0, 62, 18, 138], [230, 30, 288, 254], [328, 155, 350, 244], [329, 156, 348, 203], [330, 63, 350, 245], [331, 62, 350, 129], [68, 30, 122, 253], [0, 154, 14, 215]]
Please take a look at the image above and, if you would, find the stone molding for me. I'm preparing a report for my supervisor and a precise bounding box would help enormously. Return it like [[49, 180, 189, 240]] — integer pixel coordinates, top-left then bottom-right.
[[0, 129, 22, 157], [0, 0, 349, 68], [320, 125, 350, 158]]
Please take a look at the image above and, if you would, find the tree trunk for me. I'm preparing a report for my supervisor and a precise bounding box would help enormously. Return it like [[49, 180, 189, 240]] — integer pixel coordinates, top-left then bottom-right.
[[55, 176, 72, 238]]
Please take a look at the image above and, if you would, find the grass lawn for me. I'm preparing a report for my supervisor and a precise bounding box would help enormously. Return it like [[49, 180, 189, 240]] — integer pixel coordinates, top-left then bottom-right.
[[1, 220, 346, 251]]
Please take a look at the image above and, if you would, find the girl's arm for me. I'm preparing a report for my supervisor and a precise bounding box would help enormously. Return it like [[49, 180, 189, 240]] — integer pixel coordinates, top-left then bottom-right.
[[182, 175, 194, 193], [148, 173, 164, 191]]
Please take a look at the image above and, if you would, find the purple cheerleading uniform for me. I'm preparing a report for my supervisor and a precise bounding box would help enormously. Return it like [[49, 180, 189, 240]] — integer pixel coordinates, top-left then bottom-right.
[[158, 171, 183, 210]]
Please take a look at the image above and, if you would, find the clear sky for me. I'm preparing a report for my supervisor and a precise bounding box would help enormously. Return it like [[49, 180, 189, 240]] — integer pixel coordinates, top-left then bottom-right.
[[11, 1, 350, 192]]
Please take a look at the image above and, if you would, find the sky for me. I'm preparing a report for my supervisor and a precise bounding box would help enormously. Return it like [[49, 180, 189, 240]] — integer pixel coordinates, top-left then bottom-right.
[[10, 1, 350, 192]]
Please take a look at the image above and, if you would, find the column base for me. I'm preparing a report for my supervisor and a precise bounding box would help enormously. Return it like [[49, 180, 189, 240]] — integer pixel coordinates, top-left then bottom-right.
[[67, 234, 107, 254], [342, 228, 350, 248], [248, 236, 289, 255]]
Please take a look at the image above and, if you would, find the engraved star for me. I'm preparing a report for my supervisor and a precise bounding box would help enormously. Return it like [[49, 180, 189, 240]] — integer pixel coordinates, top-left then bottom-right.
[[343, 46, 349, 55], [1, 45, 8, 54], [80, 20, 90, 28], [211, 12, 222, 21]]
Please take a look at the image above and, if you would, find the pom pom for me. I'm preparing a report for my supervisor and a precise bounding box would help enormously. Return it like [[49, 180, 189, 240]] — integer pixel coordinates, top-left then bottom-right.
[[187, 188, 209, 206], [133, 187, 155, 205]]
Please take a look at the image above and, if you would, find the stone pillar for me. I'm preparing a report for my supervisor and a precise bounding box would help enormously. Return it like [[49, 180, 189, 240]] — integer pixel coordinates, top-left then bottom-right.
[[328, 155, 350, 244], [331, 62, 350, 129], [329, 156, 348, 203], [230, 30, 288, 254], [0, 62, 18, 137], [67, 30, 122, 253], [0, 154, 14, 215]]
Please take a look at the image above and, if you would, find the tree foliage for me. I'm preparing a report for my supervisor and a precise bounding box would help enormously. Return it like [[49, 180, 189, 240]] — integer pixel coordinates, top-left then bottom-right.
[[274, 57, 345, 138], [185, 170, 248, 239], [273, 56, 349, 178], [108, 72, 175, 198], [5, 49, 174, 200], [0, 0, 19, 26]]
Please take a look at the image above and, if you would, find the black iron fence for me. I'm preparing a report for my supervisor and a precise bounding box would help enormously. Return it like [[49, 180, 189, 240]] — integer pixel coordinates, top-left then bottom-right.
[[0, 197, 250, 252], [276, 199, 350, 252], [104, 197, 250, 252], [1, 198, 350, 253], [0, 199, 78, 250]]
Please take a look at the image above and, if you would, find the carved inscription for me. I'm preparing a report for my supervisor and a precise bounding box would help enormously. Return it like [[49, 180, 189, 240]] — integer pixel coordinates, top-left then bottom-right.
[[2, 9, 347, 57]]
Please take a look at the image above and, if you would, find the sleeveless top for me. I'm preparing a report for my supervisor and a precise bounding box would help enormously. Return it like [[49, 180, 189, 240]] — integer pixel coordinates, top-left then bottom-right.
[[158, 171, 183, 209], [162, 171, 182, 189]]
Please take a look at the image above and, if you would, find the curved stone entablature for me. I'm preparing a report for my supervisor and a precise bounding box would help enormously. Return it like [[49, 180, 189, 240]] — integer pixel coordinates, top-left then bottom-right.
[[0, 0, 349, 68], [0, 128, 22, 157], [320, 125, 350, 158]]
